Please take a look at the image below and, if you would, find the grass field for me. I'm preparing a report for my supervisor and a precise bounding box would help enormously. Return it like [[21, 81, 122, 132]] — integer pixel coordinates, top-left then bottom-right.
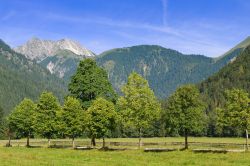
[[0, 147, 250, 166], [0, 137, 249, 166]]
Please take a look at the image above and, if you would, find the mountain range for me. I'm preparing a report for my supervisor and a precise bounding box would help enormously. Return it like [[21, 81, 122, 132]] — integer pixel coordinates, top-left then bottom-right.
[[0, 36, 249, 113], [15, 37, 249, 98]]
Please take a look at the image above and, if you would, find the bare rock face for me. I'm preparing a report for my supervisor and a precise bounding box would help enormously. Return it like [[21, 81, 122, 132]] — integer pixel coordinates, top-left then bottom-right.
[[14, 37, 95, 62]]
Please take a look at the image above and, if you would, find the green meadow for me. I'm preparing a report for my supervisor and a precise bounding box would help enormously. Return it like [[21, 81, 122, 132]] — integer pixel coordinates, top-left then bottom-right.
[[0, 147, 250, 166]]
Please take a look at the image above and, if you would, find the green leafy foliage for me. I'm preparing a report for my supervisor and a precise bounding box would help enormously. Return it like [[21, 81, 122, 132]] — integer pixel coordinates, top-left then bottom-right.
[[224, 89, 250, 131], [60, 97, 85, 141], [7, 99, 36, 146], [69, 58, 117, 108], [34, 92, 61, 142], [213, 88, 250, 149], [215, 89, 250, 136], [118, 72, 161, 144], [164, 84, 206, 148], [86, 97, 117, 147]]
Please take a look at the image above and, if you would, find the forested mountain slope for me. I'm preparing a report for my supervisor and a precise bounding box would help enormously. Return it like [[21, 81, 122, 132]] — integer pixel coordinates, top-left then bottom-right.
[[0, 40, 67, 114], [96, 45, 241, 98], [199, 44, 250, 112], [39, 50, 83, 80]]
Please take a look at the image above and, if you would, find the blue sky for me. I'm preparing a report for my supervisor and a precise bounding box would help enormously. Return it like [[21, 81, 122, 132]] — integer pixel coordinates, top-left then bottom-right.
[[0, 0, 249, 57]]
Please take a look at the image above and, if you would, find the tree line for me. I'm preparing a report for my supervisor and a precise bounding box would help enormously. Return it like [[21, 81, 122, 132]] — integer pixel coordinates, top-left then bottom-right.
[[0, 59, 249, 149]]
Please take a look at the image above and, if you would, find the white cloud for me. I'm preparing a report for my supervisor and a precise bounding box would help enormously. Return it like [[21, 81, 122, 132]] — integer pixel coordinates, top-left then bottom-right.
[[1, 10, 243, 57], [1, 10, 16, 21]]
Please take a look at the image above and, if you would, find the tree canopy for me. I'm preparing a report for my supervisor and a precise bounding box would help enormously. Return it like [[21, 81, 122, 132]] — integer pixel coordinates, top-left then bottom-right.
[[118, 72, 161, 148], [68, 58, 117, 108], [216, 88, 250, 149], [86, 97, 117, 147], [8, 98, 36, 146], [165, 84, 206, 149], [60, 96, 85, 148], [34, 92, 61, 146]]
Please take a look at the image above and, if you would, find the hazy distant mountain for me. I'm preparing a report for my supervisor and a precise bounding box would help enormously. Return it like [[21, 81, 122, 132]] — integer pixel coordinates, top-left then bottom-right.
[[0, 39, 67, 113], [14, 37, 95, 62]]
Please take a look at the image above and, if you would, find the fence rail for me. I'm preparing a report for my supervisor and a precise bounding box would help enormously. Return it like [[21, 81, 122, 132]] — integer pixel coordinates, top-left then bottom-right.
[[1, 140, 247, 149]]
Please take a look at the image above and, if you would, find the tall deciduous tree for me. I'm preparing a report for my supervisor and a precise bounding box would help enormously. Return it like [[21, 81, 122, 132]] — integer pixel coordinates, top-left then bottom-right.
[[118, 72, 161, 148], [86, 97, 117, 148], [221, 89, 250, 150], [8, 98, 36, 147], [68, 58, 117, 108], [165, 84, 205, 149], [35, 92, 61, 147], [60, 96, 85, 148]]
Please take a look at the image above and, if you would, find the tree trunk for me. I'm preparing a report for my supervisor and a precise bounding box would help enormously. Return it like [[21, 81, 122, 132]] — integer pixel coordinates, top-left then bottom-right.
[[48, 138, 51, 147], [102, 137, 105, 148], [138, 128, 142, 149], [27, 134, 30, 147], [91, 136, 96, 147], [184, 129, 188, 149], [246, 129, 249, 151], [7, 134, 11, 147], [72, 137, 75, 149]]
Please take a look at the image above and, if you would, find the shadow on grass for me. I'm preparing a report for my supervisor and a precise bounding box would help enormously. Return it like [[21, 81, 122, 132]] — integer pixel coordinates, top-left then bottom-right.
[[98, 147, 132, 151], [48, 145, 72, 149], [192, 149, 245, 153]]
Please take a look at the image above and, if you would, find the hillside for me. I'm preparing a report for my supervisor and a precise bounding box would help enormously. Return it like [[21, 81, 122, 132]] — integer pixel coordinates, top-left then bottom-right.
[[39, 50, 82, 80], [96, 45, 241, 98], [0, 39, 67, 114], [199, 44, 250, 111]]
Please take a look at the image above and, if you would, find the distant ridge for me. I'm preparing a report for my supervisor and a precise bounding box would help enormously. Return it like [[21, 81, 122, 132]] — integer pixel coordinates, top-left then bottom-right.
[[217, 36, 250, 60]]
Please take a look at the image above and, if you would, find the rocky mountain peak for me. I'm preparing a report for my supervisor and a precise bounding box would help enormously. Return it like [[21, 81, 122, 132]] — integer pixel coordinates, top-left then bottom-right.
[[14, 37, 95, 62]]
